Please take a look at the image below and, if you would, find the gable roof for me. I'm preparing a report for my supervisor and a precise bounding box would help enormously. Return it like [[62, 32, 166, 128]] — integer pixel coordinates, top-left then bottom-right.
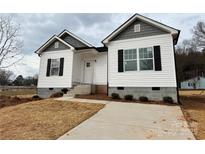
[[35, 35, 74, 54], [58, 29, 93, 47], [102, 13, 180, 44]]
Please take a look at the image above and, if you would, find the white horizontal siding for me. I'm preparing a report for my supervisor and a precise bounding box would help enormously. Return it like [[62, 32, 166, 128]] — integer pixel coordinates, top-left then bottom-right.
[[72, 53, 82, 83], [93, 52, 107, 85], [37, 50, 73, 88], [108, 34, 177, 87]]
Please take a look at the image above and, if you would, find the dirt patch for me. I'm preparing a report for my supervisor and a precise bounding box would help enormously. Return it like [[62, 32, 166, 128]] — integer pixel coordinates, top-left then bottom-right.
[[0, 99, 104, 140], [180, 95, 205, 139]]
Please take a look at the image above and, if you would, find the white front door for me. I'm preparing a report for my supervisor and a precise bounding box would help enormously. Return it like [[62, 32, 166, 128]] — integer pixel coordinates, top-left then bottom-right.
[[84, 60, 94, 84]]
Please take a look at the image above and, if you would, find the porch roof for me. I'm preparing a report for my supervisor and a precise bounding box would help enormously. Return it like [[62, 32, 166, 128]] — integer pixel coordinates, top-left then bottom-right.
[[76, 46, 108, 52]]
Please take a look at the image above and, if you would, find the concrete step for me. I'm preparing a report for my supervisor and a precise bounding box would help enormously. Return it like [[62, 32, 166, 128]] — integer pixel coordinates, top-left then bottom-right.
[[63, 84, 92, 97], [64, 93, 75, 97]]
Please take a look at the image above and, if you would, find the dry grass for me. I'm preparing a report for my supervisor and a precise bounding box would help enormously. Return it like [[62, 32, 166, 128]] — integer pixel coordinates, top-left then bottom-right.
[[180, 91, 205, 140], [179, 90, 205, 96], [0, 88, 36, 97], [0, 99, 104, 140]]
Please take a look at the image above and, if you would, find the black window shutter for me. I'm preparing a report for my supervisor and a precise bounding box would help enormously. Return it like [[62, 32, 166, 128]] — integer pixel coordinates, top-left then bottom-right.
[[46, 59, 51, 76], [154, 46, 162, 71], [59, 58, 64, 76], [118, 49, 124, 72]]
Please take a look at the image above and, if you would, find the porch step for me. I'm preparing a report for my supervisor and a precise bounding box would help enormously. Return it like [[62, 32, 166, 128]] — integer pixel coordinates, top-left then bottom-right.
[[63, 84, 92, 97]]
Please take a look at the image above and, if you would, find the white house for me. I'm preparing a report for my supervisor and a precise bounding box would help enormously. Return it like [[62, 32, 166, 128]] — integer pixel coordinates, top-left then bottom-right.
[[35, 14, 180, 102], [181, 76, 205, 89]]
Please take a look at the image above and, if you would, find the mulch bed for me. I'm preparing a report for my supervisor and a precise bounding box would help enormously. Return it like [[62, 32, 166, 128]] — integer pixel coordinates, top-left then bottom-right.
[[76, 94, 178, 106], [0, 95, 41, 109]]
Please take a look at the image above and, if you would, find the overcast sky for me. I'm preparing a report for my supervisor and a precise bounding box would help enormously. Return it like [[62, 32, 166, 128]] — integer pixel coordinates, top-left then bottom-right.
[[3, 13, 205, 77]]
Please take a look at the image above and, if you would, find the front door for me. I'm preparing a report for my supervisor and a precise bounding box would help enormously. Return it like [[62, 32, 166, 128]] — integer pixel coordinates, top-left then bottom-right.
[[84, 60, 94, 84]]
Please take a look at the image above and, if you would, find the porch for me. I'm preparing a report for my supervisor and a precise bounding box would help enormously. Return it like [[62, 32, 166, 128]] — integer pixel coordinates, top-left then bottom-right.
[[66, 47, 107, 96], [72, 48, 97, 85]]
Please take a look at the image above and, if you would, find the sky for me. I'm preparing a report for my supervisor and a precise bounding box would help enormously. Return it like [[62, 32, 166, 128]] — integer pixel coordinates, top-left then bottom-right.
[[3, 13, 205, 77]]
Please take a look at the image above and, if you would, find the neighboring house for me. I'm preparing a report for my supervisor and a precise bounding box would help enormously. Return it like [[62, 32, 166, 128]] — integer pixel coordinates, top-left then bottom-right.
[[35, 14, 180, 102], [181, 76, 205, 89]]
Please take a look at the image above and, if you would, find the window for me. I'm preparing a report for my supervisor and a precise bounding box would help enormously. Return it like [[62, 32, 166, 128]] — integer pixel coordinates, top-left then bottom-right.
[[54, 41, 59, 48], [86, 62, 90, 67], [134, 24, 140, 32], [139, 47, 154, 71], [124, 49, 137, 71], [188, 83, 192, 87], [123, 47, 155, 72], [50, 58, 60, 76]]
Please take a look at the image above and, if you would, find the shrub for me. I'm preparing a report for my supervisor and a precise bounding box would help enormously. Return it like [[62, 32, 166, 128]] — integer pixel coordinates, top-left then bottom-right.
[[111, 93, 120, 99], [163, 96, 173, 103], [50, 92, 64, 98], [61, 88, 68, 94], [124, 95, 133, 101], [139, 96, 149, 102], [32, 95, 41, 100]]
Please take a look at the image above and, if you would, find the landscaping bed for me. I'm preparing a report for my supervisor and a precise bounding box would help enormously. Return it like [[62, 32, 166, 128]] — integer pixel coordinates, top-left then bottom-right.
[[0, 99, 104, 140], [76, 94, 177, 106], [0, 95, 40, 109]]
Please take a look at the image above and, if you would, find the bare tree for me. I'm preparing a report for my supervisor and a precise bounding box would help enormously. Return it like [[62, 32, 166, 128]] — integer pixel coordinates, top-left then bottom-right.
[[192, 21, 205, 49], [0, 69, 15, 85], [175, 39, 197, 55], [0, 16, 23, 68]]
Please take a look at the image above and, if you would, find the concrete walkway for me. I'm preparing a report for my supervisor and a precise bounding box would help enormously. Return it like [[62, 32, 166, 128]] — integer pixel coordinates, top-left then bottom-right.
[[57, 97, 195, 140]]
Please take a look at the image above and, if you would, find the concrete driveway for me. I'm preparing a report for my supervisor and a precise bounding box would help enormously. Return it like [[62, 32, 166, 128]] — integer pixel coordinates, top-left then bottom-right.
[[57, 98, 195, 140]]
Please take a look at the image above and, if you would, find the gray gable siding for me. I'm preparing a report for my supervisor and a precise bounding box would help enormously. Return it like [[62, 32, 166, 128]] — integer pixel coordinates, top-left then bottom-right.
[[42, 40, 70, 52], [111, 19, 168, 41], [61, 34, 87, 48]]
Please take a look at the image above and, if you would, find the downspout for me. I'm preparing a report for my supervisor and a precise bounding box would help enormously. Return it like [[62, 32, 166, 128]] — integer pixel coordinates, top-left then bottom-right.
[[106, 47, 109, 96], [91, 60, 95, 94], [173, 31, 181, 104]]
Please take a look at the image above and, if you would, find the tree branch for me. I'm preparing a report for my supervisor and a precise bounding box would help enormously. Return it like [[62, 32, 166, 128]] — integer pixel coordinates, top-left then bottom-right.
[[0, 15, 23, 68]]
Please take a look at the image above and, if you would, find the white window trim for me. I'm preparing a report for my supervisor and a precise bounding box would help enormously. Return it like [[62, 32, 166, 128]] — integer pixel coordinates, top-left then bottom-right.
[[123, 47, 155, 72], [123, 49, 138, 72], [50, 58, 60, 76], [139, 47, 155, 71]]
